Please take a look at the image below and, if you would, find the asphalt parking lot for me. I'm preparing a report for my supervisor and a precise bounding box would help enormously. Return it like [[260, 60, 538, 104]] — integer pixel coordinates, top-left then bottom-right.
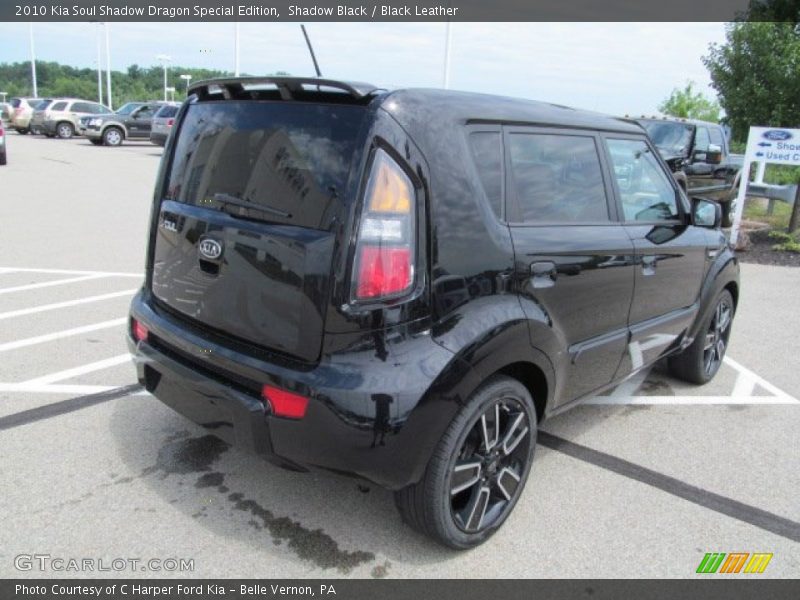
[[1, 133, 799, 578]]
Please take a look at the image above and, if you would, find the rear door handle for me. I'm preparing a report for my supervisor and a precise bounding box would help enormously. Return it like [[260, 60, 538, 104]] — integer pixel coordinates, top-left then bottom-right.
[[530, 261, 557, 288]]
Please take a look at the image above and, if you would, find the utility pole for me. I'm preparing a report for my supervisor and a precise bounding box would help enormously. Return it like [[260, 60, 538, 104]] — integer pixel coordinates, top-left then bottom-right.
[[29, 22, 38, 97], [156, 55, 172, 102]]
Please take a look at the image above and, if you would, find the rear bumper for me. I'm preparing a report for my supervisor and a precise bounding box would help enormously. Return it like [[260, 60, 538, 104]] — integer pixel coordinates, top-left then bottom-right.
[[149, 132, 167, 145], [129, 289, 467, 490]]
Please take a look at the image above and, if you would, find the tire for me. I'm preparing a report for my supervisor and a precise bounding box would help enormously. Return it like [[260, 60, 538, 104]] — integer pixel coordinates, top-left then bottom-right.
[[394, 375, 537, 549], [89, 139, 104, 146], [56, 121, 74, 139], [669, 289, 734, 384], [719, 200, 734, 228], [103, 127, 123, 147]]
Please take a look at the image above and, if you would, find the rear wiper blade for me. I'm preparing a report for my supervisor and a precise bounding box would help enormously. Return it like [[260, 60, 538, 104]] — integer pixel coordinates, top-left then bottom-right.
[[211, 192, 292, 219]]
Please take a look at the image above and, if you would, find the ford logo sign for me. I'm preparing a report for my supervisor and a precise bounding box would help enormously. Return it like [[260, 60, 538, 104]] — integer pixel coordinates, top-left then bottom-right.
[[198, 238, 223, 261], [763, 129, 793, 141]]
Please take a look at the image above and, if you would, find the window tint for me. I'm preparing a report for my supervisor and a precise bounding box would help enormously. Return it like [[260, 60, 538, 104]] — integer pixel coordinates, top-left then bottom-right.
[[165, 101, 366, 229], [51, 101, 67, 111], [708, 126, 724, 147], [606, 138, 679, 222], [136, 106, 156, 119], [508, 133, 608, 223], [71, 102, 93, 113], [695, 127, 710, 151], [156, 105, 179, 118], [469, 132, 503, 218]]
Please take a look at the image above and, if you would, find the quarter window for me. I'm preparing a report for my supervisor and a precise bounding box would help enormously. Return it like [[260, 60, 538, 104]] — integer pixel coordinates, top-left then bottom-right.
[[468, 132, 503, 218], [508, 133, 608, 223], [606, 138, 679, 222]]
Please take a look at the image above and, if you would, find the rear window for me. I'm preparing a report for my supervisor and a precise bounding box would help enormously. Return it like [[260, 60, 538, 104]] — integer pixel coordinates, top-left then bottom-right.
[[164, 101, 366, 229], [11, 99, 21, 108], [37, 100, 53, 110], [155, 105, 179, 118]]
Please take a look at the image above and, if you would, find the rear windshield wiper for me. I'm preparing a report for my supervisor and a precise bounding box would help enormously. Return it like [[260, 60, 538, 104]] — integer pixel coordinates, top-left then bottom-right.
[[211, 192, 292, 219]]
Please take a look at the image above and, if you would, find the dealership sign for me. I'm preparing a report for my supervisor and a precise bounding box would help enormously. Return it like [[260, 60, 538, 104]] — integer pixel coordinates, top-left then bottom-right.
[[730, 126, 800, 245], [744, 127, 800, 166]]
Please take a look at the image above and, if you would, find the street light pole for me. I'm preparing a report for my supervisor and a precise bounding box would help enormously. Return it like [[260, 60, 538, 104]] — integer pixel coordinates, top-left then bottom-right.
[[28, 22, 38, 97], [234, 22, 240, 76], [156, 55, 172, 102], [442, 21, 452, 89], [96, 23, 103, 105], [180, 74, 192, 95], [105, 23, 112, 110]]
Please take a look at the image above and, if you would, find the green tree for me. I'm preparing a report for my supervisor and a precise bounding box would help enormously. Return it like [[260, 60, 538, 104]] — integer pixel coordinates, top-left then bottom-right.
[[658, 81, 721, 122], [703, 22, 800, 142]]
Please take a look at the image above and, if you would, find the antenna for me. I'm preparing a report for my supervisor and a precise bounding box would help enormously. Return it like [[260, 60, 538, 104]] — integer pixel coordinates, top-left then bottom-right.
[[300, 24, 322, 78]]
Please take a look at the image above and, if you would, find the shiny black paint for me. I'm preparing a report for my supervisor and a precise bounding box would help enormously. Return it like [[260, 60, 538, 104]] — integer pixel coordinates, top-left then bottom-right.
[[130, 81, 739, 491]]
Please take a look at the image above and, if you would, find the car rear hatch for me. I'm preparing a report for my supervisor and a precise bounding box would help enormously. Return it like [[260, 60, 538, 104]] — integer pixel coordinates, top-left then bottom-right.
[[150, 78, 379, 363]]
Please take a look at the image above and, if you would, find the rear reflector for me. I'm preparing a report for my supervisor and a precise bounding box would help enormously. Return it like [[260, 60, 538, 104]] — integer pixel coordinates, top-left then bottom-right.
[[132, 319, 149, 342], [261, 385, 309, 419]]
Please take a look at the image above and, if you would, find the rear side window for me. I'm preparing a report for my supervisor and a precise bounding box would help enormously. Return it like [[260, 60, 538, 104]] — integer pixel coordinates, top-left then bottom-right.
[[606, 138, 679, 222], [708, 127, 724, 147], [508, 133, 609, 223], [51, 101, 67, 111], [71, 102, 93, 113], [156, 105, 179, 118], [164, 101, 366, 229], [468, 132, 503, 218]]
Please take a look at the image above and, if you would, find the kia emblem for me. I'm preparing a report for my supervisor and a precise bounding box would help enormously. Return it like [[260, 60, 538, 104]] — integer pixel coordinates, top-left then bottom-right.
[[198, 238, 223, 261]]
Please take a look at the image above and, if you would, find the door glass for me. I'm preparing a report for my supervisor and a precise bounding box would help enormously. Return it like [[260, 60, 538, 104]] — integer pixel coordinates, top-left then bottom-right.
[[606, 138, 680, 222], [508, 133, 609, 223], [708, 127, 723, 147], [695, 127, 710, 151], [71, 102, 91, 113], [50, 101, 67, 112]]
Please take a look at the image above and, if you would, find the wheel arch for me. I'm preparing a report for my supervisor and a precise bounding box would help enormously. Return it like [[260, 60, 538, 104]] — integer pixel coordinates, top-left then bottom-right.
[[102, 122, 127, 138]]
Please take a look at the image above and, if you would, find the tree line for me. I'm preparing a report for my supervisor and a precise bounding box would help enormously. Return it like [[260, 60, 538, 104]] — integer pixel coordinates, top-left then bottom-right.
[[0, 61, 244, 106]]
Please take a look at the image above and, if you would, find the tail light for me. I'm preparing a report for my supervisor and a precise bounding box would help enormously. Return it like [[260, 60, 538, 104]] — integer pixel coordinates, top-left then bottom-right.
[[167, 119, 174, 127], [261, 384, 309, 419], [352, 148, 416, 301], [132, 318, 149, 342]]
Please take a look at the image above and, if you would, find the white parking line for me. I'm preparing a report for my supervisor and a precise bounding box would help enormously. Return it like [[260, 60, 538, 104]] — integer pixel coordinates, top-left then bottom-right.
[[0, 267, 141, 278], [0, 289, 137, 321], [0, 318, 128, 353], [584, 395, 800, 405], [723, 356, 797, 402], [21, 354, 133, 386], [0, 274, 107, 295], [0, 383, 148, 395]]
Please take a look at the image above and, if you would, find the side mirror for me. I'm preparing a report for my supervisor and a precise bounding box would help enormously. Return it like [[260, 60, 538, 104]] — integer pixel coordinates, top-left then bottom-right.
[[692, 198, 721, 228], [705, 143, 722, 165]]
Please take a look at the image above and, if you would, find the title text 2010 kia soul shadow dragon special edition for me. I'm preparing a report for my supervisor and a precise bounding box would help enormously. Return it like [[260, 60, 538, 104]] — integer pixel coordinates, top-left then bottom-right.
[[128, 77, 739, 549]]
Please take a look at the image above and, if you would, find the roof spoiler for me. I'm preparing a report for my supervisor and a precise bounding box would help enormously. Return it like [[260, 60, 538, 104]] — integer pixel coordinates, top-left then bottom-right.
[[188, 77, 383, 101]]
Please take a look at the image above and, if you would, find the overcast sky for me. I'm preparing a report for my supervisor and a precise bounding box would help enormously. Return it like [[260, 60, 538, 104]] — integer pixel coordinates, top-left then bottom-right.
[[0, 21, 726, 115]]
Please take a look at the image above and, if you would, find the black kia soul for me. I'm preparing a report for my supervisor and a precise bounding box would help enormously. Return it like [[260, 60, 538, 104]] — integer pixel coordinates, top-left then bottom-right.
[[128, 77, 739, 549]]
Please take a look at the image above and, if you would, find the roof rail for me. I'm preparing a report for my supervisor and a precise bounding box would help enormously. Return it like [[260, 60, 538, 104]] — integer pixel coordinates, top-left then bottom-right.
[[188, 76, 383, 101]]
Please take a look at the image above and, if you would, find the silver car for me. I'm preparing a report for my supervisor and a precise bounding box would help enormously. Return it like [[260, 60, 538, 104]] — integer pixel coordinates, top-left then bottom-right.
[[149, 103, 180, 146]]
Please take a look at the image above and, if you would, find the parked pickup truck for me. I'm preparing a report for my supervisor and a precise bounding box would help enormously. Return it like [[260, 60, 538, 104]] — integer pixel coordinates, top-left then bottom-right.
[[636, 117, 743, 227]]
